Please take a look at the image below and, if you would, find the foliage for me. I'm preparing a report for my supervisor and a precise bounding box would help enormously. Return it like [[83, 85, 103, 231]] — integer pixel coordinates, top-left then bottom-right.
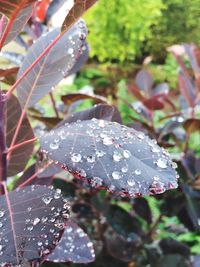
[[0, 1, 200, 267], [84, 0, 200, 62]]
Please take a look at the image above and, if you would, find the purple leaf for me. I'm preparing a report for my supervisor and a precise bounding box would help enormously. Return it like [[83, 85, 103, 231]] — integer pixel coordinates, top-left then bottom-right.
[[47, 220, 95, 263], [16, 20, 88, 108], [40, 119, 179, 197], [0, 185, 70, 266], [1, 5, 33, 46], [6, 93, 35, 176], [135, 70, 153, 94]]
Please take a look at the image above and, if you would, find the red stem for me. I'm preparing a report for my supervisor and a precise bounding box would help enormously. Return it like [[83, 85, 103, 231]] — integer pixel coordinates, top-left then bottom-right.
[[6, 137, 37, 154], [18, 162, 51, 188]]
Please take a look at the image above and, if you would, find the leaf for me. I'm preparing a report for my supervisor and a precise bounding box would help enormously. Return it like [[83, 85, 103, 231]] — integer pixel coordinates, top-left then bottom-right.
[[59, 104, 122, 125], [133, 198, 152, 224], [0, 0, 35, 18], [13, 164, 54, 189], [1, 51, 24, 66], [47, 220, 95, 263], [61, 0, 97, 32], [135, 70, 153, 95], [178, 72, 196, 107], [61, 92, 107, 106], [0, 5, 33, 46], [183, 119, 200, 134], [159, 238, 190, 257], [16, 20, 88, 108], [0, 185, 70, 266], [6, 93, 35, 176], [0, 66, 19, 85], [40, 119, 179, 197]]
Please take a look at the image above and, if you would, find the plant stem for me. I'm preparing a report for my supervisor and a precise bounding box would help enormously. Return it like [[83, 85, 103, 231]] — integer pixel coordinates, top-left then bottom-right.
[[49, 92, 60, 118], [6, 137, 37, 154], [0, 91, 7, 194]]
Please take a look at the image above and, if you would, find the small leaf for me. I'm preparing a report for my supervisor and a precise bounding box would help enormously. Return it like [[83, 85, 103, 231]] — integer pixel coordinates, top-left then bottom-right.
[[61, 92, 107, 106], [47, 220, 95, 263], [0, 185, 70, 266], [6, 93, 34, 176], [40, 119, 179, 197], [16, 20, 88, 108], [135, 70, 153, 94]]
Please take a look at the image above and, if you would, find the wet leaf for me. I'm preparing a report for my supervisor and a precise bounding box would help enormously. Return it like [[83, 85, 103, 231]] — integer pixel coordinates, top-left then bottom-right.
[[40, 119, 179, 197], [0, 185, 70, 266], [16, 20, 88, 108], [0, 0, 35, 18], [47, 220, 95, 263], [133, 198, 152, 224], [159, 238, 190, 257], [135, 70, 153, 95]]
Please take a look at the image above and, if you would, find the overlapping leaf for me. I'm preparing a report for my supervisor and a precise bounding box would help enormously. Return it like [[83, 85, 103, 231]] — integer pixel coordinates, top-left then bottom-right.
[[0, 185, 70, 266], [16, 20, 88, 108], [47, 220, 95, 263], [40, 119, 179, 197], [61, 0, 98, 32], [0, 0, 35, 17], [6, 93, 34, 176], [0, 5, 33, 46]]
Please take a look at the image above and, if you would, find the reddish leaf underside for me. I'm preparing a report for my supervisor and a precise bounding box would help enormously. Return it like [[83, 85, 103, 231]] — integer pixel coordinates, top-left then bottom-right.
[[0, 185, 70, 266], [40, 119, 179, 198], [6, 93, 34, 176]]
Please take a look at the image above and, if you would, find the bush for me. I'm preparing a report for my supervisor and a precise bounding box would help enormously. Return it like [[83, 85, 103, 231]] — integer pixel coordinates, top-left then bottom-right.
[[85, 0, 200, 62], [84, 0, 164, 62]]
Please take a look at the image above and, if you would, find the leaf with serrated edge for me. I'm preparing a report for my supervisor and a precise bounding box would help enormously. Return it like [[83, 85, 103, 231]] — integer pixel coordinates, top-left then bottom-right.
[[16, 20, 88, 108], [0, 185, 70, 266], [47, 220, 95, 263], [40, 119, 179, 197]]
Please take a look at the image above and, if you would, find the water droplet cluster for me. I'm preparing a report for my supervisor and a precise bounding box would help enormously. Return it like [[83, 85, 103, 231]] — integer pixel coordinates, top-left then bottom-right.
[[0, 185, 70, 265], [48, 220, 95, 263], [40, 118, 179, 198]]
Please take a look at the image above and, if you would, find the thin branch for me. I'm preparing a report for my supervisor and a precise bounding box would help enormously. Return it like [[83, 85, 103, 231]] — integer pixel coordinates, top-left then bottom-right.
[[49, 92, 60, 118], [18, 162, 51, 188], [6, 137, 37, 154]]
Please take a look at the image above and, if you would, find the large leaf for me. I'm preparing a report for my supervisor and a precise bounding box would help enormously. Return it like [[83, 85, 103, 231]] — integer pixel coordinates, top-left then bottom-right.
[[47, 220, 95, 263], [0, 5, 33, 46], [6, 93, 34, 176], [0, 185, 70, 266], [61, 92, 107, 106], [16, 20, 88, 108], [40, 119, 179, 197]]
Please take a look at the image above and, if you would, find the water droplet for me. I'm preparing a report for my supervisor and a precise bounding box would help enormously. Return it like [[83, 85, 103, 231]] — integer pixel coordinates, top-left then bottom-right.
[[33, 218, 40, 226], [50, 141, 59, 150], [121, 166, 128, 173], [112, 171, 121, 180], [113, 151, 122, 162], [103, 136, 113, 145], [151, 146, 160, 153], [71, 153, 82, 163], [87, 155, 96, 163], [0, 211, 4, 218], [135, 169, 141, 175], [123, 150, 131, 158], [96, 150, 105, 157], [155, 158, 168, 169], [42, 196, 53, 205], [127, 179, 135, 186], [38, 241, 43, 247], [171, 162, 178, 169], [68, 48, 74, 55]]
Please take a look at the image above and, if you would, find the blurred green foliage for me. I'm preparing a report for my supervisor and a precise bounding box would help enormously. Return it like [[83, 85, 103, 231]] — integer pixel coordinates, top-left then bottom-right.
[[85, 0, 200, 62]]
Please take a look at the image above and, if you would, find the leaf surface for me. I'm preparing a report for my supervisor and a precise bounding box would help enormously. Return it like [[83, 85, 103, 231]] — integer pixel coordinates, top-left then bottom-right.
[[47, 220, 95, 263], [16, 20, 88, 108], [40, 119, 179, 197], [0, 185, 70, 266]]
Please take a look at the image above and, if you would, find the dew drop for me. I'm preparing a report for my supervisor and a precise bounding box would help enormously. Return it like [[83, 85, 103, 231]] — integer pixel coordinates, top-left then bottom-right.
[[127, 179, 136, 186], [123, 150, 131, 158], [87, 155, 96, 163], [113, 151, 122, 162], [112, 171, 121, 180], [71, 153, 82, 163], [68, 48, 74, 55], [135, 169, 141, 175], [103, 136, 113, 145], [42, 196, 53, 205], [121, 166, 128, 173], [50, 142, 59, 150], [33, 217, 40, 226], [155, 158, 168, 169], [0, 211, 4, 218]]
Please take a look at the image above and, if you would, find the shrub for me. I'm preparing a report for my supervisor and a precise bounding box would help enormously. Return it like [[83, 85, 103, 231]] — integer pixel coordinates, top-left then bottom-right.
[[85, 0, 200, 62]]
